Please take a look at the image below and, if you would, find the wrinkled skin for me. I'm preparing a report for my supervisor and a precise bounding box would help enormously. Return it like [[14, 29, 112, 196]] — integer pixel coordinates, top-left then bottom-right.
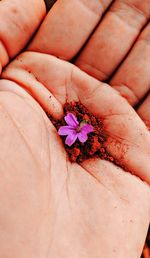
[[0, 1, 149, 258]]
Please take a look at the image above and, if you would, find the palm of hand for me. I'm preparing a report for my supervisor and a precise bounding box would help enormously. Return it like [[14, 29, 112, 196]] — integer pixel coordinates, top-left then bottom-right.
[[0, 1, 149, 258]]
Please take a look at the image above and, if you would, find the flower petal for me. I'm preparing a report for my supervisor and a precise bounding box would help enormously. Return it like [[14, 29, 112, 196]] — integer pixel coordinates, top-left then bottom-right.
[[64, 113, 79, 127], [65, 132, 78, 146], [78, 132, 88, 143], [58, 126, 75, 136], [81, 124, 94, 134]]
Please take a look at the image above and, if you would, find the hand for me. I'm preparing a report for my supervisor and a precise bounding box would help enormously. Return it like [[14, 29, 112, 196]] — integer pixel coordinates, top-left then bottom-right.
[[0, 1, 149, 257], [29, 0, 150, 128]]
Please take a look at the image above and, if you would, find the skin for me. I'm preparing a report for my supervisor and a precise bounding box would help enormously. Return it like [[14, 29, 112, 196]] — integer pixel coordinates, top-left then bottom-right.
[[0, 0, 149, 257], [29, 0, 150, 126]]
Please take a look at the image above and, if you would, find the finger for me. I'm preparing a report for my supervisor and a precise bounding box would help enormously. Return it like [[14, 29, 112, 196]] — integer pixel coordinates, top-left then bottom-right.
[[1, 51, 75, 110], [0, 0, 46, 72], [137, 94, 150, 129], [110, 23, 150, 106], [1, 53, 64, 119], [75, 0, 150, 81], [0, 78, 63, 120], [28, 0, 113, 59], [2, 52, 150, 184]]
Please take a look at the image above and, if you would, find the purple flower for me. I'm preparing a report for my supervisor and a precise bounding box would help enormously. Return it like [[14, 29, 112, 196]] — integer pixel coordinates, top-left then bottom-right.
[[58, 113, 94, 146]]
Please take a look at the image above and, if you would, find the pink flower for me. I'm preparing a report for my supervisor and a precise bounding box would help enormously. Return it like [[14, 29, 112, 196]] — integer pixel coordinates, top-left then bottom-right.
[[58, 113, 94, 146]]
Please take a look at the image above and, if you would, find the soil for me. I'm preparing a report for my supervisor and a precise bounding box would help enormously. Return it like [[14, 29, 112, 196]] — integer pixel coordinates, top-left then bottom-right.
[[48, 101, 115, 163]]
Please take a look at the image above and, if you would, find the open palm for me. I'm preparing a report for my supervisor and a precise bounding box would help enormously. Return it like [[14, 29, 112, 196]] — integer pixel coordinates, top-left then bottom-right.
[[0, 1, 149, 258]]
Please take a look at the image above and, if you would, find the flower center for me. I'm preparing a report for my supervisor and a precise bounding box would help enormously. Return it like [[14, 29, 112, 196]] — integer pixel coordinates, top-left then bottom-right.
[[76, 120, 87, 133]]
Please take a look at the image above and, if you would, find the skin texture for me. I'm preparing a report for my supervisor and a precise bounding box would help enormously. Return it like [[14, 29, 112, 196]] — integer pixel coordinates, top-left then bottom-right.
[[0, 1, 149, 258], [30, 0, 150, 126]]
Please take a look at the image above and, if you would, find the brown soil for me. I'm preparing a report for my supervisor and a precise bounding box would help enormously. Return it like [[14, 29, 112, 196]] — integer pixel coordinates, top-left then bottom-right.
[[48, 101, 115, 163]]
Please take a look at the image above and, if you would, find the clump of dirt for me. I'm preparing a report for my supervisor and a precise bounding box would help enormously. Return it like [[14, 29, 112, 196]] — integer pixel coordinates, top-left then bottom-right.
[[48, 101, 115, 164]]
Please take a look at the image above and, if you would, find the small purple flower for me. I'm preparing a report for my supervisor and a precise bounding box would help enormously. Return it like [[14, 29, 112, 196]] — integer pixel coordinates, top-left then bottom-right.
[[58, 113, 94, 146]]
